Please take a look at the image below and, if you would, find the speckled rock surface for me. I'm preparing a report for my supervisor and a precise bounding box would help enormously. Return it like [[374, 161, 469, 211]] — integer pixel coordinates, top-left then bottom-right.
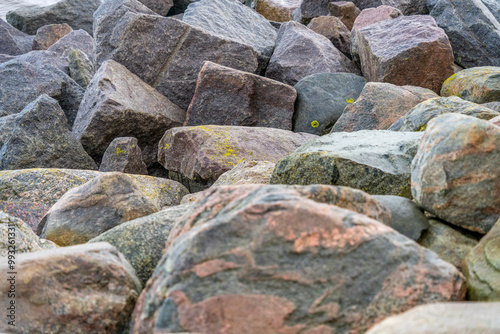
[[138, 0, 173, 15], [491, 115, 500, 126], [99, 137, 148, 175], [255, 0, 301, 22], [68, 49, 94, 88], [329, 1, 361, 30], [307, 16, 351, 57], [32, 23, 72, 50], [441, 67, 500, 104], [47, 29, 94, 62], [213, 161, 275, 186], [0, 18, 33, 55]]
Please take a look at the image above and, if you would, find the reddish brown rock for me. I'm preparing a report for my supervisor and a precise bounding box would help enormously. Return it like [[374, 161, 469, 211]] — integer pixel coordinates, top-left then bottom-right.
[[131, 185, 465, 334], [307, 16, 351, 56], [32, 23, 73, 50], [0, 242, 141, 334], [357, 15, 454, 93], [99, 137, 148, 175], [255, 0, 302, 22], [185, 61, 296, 130], [328, 1, 361, 30]]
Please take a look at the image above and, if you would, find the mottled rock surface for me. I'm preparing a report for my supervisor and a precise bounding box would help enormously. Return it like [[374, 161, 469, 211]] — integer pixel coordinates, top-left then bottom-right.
[[484, 102, 500, 113], [68, 49, 94, 88], [307, 16, 351, 57], [47, 29, 94, 61], [441, 67, 500, 104], [255, 0, 301, 22], [99, 137, 148, 175], [329, 1, 361, 30], [0, 18, 33, 55], [491, 115, 500, 126], [32, 23, 72, 50], [138, 0, 173, 15], [213, 161, 275, 186]]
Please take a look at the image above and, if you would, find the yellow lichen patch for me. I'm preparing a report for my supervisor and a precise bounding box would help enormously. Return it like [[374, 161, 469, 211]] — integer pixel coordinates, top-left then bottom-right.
[[311, 120, 319, 128], [116, 147, 125, 155], [346, 98, 354, 103]]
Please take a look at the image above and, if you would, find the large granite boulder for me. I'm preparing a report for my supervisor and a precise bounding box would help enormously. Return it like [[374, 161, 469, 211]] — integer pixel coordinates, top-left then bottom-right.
[[307, 16, 351, 57], [441, 67, 500, 104], [130, 184, 465, 333], [0, 242, 141, 333], [412, 114, 500, 234], [265, 21, 360, 86], [6, 0, 100, 35], [255, 0, 302, 22], [32, 23, 72, 50], [212, 161, 275, 186], [73, 60, 185, 168], [357, 15, 454, 93], [47, 29, 94, 62], [0, 18, 33, 56], [99, 137, 149, 175], [271, 130, 423, 198]]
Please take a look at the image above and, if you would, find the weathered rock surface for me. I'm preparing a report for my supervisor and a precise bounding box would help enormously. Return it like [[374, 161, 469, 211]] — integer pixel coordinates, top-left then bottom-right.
[[47, 29, 94, 62], [0, 242, 141, 334], [307, 16, 351, 57], [390, 96, 500, 132], [73, 60, 185, 168], [491, 115, 500, 126], [6, 0, 100, 35], [441, 67, 500, 104], [332, 83, 438, 132], [138, 0, 174, 15], [411, 114, 500, 234], [213, 161, 275, 186], [32, 23, 72, 50], [484, 102, 500, 113], [131, 184, 465, 333], [366, 302, 500, 334], [329, 1, 361, 30], [0, 18, 33, 55], [14, 49, 69, 74], [0, 95, 97, 171], [271, 130, 423, 198], [265, 21, 360, 86], [68, 49, 94, 88], [357, 15, 454, 93], [293, 72, 366, 135], [255, 0, 301, 22], [41, 172, 188, 246], [99, 137, 148, 175], [185, 61, 296, 130], [89, 204, 191, 286], [94, 0, 260, 109], [158, 125, 316, 189]]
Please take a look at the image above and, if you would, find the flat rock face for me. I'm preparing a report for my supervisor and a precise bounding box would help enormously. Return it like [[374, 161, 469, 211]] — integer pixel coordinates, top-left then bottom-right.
[[293, 72, 366, 135], [428, 0, 500, 68], [14, 50, 69, 74], [357, 15, 454, 93], [0, 242, 141, 333], [99, 137, 148, 175], [366, 302, 500, 334], [185, 61, 296, 130], [411, 114, 500, 234], [0, 18, 33, 56], [332, 83, 438, 132], [271, 130, 423, 198], [32, 23, 73, 50], [68, 49, 94, 88], [307, 16, 351, 57], [6, 0, 100, 35], [441, 67, 500, 104], [213, 160, 275, 186], [0, 94, 97, 171], [255, 0, 301, 22], [47, 29, 94, 62], [464, 219, 500, 301], [131, 184, 465, 334], [138, 0, 174, 15], [73, 60, 185, 167], [390, 96, 500, 132], [158, 125, 317, 188], [329, 1, 361, 30], [265, 21, 360, 86], [94, 0, 260, 110]]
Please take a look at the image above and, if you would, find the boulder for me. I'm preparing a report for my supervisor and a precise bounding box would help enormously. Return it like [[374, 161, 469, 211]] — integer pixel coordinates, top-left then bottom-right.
[[0, 95, 97, 171], [138, 0, 174, 15], [212, 161, 275, 186], [14, 49, 69, 74], [32, 23, 72, 50], [68, 49, 94, 88], [41, 172, 188, 246], [441, 67, 500, 104], [271, 130, 423, 198], [328, 1, 361, 30], [93, 0, 260, 109], [158, 125, 316, 190], [332, 83, 438, 132], [0, 18, 33, 55], [411, 114, 500, 234], [47, 29, 94, 62], [73, 60, 185, 168], [427, 0, 500, 68], [99, 137, 148, 175], [483, 102, 500, 112], [185, 61, 296, 130], [307, 16, 351, 57], [356, 15, 454, 93], [265, 21, 360, 86], [6, 0, 100, 35], [131, 184, 465, 333], [0, 242, 141, 333], [255, 0, 302, 22], [491, 115, 500, 126], [293, 72, 366, 135], [389, 96, 500, 132]]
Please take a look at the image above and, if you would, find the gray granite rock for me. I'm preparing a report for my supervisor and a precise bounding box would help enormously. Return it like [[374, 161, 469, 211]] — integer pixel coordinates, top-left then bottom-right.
[[99, 137, 148, 175], [0, 18, 33, 55], [47, 29, 94, 62], [138, 0, 174, 15]]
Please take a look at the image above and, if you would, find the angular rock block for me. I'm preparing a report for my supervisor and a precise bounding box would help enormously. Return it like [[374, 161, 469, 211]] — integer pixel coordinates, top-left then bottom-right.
[[138, 0, 173, 15], [68, 49, 94, 88], [329, 1, 361, 30], [99, 137, 148, 175], [307, 16, 351, 57], [0, 18, 33, 55], [255, 0, 301, 22], [32, 23, 72, 50], [47, 29, 94, 62], [441, 67, 500, 104]]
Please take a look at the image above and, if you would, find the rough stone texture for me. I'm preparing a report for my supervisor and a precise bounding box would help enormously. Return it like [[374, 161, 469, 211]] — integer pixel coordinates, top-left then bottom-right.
[[6, 0, 100, 35], [32, 23, 72, 50], [0, 242, 141, 334], [491, 115, 500, 126], [484, 102, 500, 112], [441, 67, 500, 104], [68, 49, 94, 88], [357, 15, 454, 93], [329, 1, 361, 30], [332, 83, 438, 132], [94, 0, 260, 110], [0, 18, 33, 55], [373, 195, 429, 241], [293, 72, 366, 135], [428, 0, 500, 68], [0, 169, 100, 232], [366, 302, 500, 334], [213, 161, 275, 186], [185, 61, 296, 130], [47, 29, 94, 62], [14, 49, 69, 74], [265, 21, 360, 86], [0, 95, 97, 171], [131, 184, 465, 334], [169, 0, 201, 15], [255, 0, 302, 22], [40, 172, 188, 246], [464, 218, 500, 301], [0, 211, 58, 257], [271, 130, 423, 198], [0, 59, 84, 126], [390, 96, 500, 132], [180, 193, 200, 204], [307, 16, 351, 57], [73, 60, 185, 168], [99, 137, 148, 175], [411, 114, 500, 234], [89, 204, 192, 286], [419, 218, 479, 272], [138, 0, 174, 15], [158, 125, 317, 190]]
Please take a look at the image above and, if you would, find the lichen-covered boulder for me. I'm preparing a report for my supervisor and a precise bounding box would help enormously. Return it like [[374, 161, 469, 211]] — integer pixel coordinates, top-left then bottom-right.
[[441, 67, 500, 104], [32, 23, 72, 50], [99, 137, 148, 175], [68, 48, 94, 88], [213, 161, 275, 186]]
